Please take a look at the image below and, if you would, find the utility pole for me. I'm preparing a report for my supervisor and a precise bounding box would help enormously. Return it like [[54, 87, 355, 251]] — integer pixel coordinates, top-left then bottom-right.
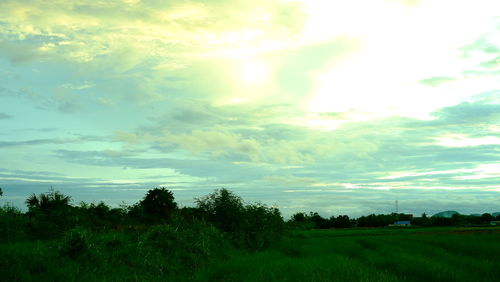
[[395, 200, 399, 213]]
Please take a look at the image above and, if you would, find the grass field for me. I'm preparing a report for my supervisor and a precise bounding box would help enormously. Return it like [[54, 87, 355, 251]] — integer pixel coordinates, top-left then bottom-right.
[[194, 227, 500, 282], [1, 227, 499, 281]]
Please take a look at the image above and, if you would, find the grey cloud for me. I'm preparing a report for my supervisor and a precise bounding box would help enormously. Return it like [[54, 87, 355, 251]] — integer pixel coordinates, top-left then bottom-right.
[[53, 149, 269, 182], [0, 112, 12, 119], [0, 41, 51, 64], [113, 97, 500, 190], [431, 99, 500, 125], [0, 135, 105, 148], [10, 86, 84, 114]]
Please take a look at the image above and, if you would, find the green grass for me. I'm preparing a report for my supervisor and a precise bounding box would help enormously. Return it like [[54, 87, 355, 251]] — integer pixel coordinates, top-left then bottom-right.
[[194, 227, 500, 282], [1, 227, 499, 281]]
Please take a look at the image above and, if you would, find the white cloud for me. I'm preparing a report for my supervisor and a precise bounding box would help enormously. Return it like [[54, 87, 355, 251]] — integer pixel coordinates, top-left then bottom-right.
[[435, 134, 500, 147]]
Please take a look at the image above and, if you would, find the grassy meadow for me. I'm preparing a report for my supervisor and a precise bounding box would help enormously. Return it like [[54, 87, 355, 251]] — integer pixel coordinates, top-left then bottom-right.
[[195, 227, 500, 282], [2, 226, 499, 281]]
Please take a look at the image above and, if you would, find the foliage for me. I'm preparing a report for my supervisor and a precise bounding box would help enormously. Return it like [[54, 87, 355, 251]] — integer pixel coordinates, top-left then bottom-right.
[[196, 188, 245, 233], [139, 187, 177, 220], [26, 189, 72, 212], [59, 228, 93, 260], [238, 203, 284, 249], [288, 212, 355, 229], [140, 220, 228, 271], [0, 204, 27, 242], [76, 202, 126, 230], [25, 189, 75, 238], [196, 188, 284, 250]]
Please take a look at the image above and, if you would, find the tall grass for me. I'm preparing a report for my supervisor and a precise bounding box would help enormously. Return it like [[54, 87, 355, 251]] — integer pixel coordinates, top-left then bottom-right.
[[192, 227, 500, 282], [1, 226, 499, 281]]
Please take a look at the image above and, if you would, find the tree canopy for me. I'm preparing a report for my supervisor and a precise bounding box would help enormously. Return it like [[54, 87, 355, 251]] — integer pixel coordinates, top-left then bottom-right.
[[139, 187, 177, 219]]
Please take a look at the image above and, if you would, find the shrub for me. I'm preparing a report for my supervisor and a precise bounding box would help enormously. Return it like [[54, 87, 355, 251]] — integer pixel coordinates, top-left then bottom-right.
[[59, 228, 93, 259], [25, 189, 76, 238], [0, 204, 28, 242], [239, 203, 284, 250], [140, 220, 229, 272], [196, 188, 285, 250], [140, 188, 177, 220], [196, 188, 244, 233]]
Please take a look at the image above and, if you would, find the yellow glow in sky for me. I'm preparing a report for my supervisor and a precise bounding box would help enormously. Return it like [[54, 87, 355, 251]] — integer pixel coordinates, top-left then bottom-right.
[[240, 60, 269, 85]]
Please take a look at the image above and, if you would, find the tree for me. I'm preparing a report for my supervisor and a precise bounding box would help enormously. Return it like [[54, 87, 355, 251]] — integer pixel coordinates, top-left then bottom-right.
[[241, 203, 284, 249], [196, 188, 284, 249], [0, 187, 3, 197], [24, 189, 74, 238], [480, 213, 494, 223], [291, 212, 307, 222], [331, 215, 353, 228], [26, 189, 72, 212], [195, 188, 244, 233], [139, 187, 177, 220]]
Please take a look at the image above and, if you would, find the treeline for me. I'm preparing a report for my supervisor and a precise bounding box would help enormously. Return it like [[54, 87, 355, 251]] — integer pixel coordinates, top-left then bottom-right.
[[0, 188, 284, 249], [0, 188, 286, 280], [288, 211, 500, 229]]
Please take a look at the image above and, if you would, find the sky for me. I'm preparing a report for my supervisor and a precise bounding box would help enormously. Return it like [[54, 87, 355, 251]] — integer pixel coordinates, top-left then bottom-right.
[[0, 0, 499, 218]]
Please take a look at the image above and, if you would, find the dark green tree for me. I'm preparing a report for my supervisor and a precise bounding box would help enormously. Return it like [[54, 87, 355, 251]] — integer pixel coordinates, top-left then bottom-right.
[[25, 189, 74, 238], [480, 213, 494, 223], [241, 203, 284, 249], [139, 187, 177, 220], [291, 212, 307, 222], [195, 188, 244, 233], [26, 189, 72, 212]]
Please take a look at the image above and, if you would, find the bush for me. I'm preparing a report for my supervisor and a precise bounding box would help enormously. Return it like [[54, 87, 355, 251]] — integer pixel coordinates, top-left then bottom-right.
[[239, 203, 284, 250], [25, 189, 76, 238], [76, 202, 125, 231], [59, 228, 93, 259], [196, 188, 285, 250], [140, 188, 177, 220], [0, 204, 28, 242], [196, 188, 244, 233], [140, 220, 229, 271]]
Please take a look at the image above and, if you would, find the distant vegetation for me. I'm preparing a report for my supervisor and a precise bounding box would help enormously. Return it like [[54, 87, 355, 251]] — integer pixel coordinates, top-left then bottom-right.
[[288, 210, 499, 230], [1, 187, 499, 280]]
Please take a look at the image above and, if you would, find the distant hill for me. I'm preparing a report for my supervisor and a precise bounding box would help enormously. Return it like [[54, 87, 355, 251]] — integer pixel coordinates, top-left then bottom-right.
[[432, 211, 458, 218], [469, 214, 481, 217], [493, 212, 500, 217]]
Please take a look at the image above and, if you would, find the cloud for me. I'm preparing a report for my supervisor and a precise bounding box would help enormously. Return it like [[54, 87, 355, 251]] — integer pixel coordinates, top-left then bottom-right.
[[0, 135, 104, 148], [0, 0, 307, 64], [0, 113, 12, 119], [166, 130, 262, 161], [419, 76, 456, 86], [461, 36, 500, 55], [52, 149, 270, 185], [479, 56, 500, 69], [431, 98, 500, 125]]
